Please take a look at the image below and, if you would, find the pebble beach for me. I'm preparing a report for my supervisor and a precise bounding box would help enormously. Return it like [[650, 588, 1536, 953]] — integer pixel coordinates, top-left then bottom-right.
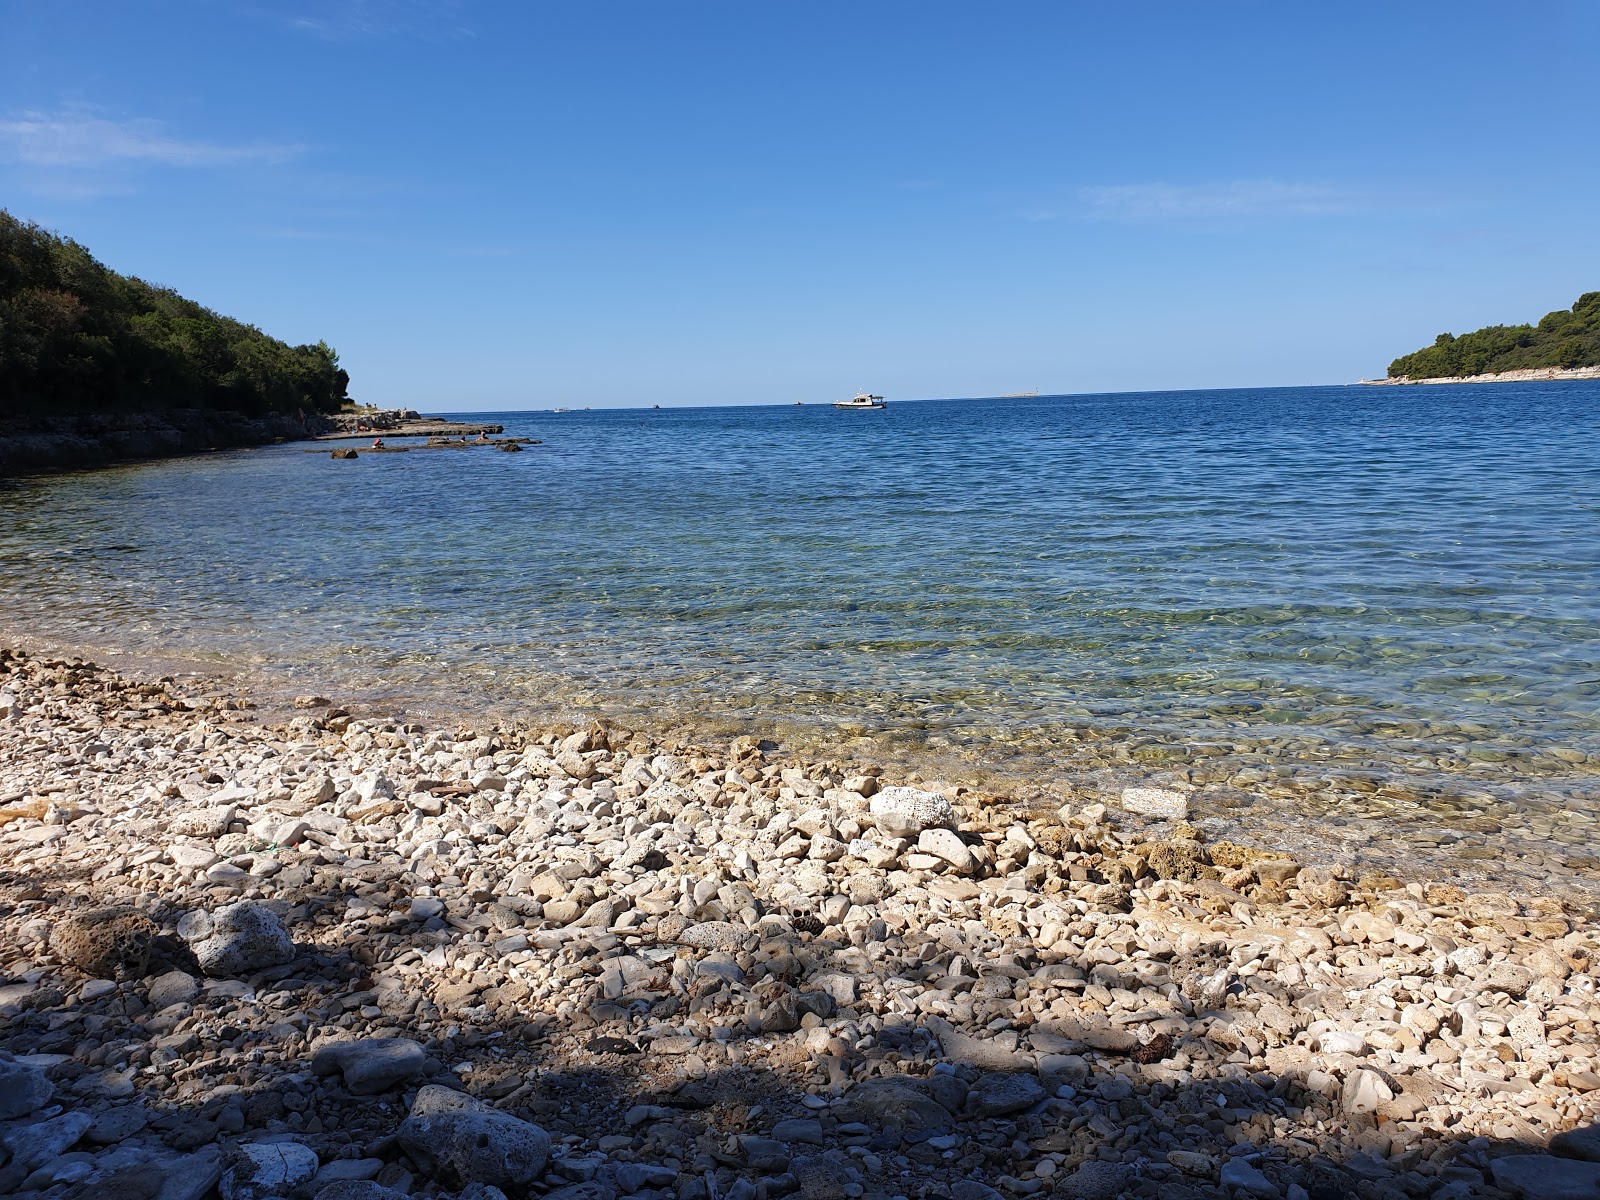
[[2, 645, 1599, 1200]]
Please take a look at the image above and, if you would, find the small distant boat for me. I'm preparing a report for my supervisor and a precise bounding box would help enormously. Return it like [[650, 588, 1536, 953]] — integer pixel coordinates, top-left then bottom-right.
[[833, 392, 886, 410], [1001, 390, 1039, 398], [552, 407, 570, 413], [652, 404, 660, 409]]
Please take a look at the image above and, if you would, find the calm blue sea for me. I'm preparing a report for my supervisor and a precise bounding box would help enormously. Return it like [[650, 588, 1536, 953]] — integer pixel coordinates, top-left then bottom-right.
[[4, 383, 1599, 890]]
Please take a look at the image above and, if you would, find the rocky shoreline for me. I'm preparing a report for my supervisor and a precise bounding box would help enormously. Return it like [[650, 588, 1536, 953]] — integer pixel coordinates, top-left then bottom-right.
[[2, 645, 1598, 1200], [0, 410, 331, 477], [1361, 366, 1600, 386]]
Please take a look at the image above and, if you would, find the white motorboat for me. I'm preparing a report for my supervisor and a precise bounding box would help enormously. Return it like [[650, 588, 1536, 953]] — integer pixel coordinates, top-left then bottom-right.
[[833, 392, 886, 410]]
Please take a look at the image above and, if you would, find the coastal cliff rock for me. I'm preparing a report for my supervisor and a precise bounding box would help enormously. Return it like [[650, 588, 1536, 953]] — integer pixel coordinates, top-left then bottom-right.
[[0, 408, 326, 476]]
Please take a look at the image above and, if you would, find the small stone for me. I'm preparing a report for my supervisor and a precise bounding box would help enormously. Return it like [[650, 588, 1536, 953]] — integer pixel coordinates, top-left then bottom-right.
[[966, 1072, 1045, 1117], [868, 787, 953, 837], [1056, 1160, 1130, 1200], [916, 828, 974, 872], [1167, 1150, 1213, 1175], [1220, 1158, 1279, 1198], [2, 1109, 93, 1172], [147, 970, 200, 1010], [89, 1105, 150, 1143], [615, 1163, 677, 1191], [1121, 786, 1188, 820], [409, 897, 444, 920], [772, 1118, 825, 1145], [676, 920, 754, 952], [315, 1184, 410, 1200], [1341, 1068, 1392, 1115]]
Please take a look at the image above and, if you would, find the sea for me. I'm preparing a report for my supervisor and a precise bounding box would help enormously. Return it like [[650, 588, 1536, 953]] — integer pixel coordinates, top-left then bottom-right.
[[3, 383, 1599, 898]]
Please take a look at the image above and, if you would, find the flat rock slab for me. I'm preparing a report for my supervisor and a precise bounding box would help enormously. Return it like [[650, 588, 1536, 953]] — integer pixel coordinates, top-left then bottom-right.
[[1553, 1125, 1600, 1164], [1491, 1154, 1600, 1199], [220, 1142, 319, 1200], [967, 1071, 1045, 1117], [1121, 786, 1189, 820], [311, 1037, 428, 1094], [398, 1084, 551, 1188], [0, 1056, 52, 1119]]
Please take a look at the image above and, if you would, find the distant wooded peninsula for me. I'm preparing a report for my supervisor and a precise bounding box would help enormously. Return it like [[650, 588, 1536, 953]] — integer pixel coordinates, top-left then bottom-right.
[[1388, 292, 1600, 380], [0, 210, 348, 417]]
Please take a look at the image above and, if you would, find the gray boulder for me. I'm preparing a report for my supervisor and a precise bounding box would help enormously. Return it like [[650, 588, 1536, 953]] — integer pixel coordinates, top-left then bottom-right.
[[0, 1056, 52, 1119], [397, 1084, 551, 1189], [188, 902, 294, 977], [311, 1038, 428, 1095], [844, 1077, 956, 1134], [2, 1108, 91, 1172], [219, 1142, 319, 1200], [966, 1071, 1045, 1117], [1490, 1154, 1600, 1200]]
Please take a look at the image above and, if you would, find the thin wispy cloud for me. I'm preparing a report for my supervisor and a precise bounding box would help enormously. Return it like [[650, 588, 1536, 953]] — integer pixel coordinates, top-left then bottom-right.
[[1074, 180, 1370, 222], [0, 109, 300, 169], [284, 0, 475, 42]]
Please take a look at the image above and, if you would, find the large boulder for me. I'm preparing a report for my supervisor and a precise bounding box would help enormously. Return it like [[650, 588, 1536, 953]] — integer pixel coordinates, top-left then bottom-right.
[[188, 902, 294, 977], [397, 1084, 551, 1189]]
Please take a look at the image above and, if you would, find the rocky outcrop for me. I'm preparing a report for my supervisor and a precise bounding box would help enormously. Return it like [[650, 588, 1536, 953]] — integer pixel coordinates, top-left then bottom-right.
[[0, 408, 328, 476]]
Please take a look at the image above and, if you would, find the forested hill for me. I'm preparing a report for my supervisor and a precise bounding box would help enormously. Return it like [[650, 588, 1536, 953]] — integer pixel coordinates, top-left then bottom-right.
[[0, 210, 348, 416], [1388, 292, 1600, 379]]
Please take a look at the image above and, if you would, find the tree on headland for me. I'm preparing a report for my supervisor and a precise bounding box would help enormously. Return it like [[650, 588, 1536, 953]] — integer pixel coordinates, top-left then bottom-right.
[[1387, 292, 1600, 379], [0, 210, 349, 416]]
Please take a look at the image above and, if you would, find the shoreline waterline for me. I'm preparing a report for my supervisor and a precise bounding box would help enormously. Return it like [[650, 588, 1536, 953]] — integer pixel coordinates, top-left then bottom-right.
[[5, 620, 1594, 910]]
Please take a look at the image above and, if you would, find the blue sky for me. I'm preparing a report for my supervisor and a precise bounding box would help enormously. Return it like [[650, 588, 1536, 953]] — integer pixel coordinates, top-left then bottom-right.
[[3, 1, 1597, 410]]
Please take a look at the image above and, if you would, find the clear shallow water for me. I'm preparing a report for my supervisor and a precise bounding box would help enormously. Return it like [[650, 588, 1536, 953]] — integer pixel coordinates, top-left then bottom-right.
[[3, 384, 1600, 893]]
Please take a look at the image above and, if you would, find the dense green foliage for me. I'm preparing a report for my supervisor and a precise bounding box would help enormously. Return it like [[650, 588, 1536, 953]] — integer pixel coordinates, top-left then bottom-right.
[[0, 210, 348, 416], [1388, 292, 1600, 379]]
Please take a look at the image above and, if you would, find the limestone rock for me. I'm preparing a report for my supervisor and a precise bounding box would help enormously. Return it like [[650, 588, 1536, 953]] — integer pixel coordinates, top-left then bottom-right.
[[0, 1056, 52, 1119], [868, 786, 953, 837], [220, 1142, 319, 1200], [316, 1184, 411, 1200], [51, 906, 157, 979], [397, 1084, 551, 1189], [966, 1071, 1045, 1117], [147, 970, 200, 1010], [311, 1037, 428, 1095], [1121, 786, 1188, 820], [676, 920, 755, 952], [844, 1077, 957, 1134], [1490, 1154, 1600, 1200], [1551, 1124, 1600, 1163], [188, 901, 294, 977]]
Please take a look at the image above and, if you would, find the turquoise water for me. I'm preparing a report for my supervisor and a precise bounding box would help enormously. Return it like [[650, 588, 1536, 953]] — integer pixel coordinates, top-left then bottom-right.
[[4, 384, 1599, 891]]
